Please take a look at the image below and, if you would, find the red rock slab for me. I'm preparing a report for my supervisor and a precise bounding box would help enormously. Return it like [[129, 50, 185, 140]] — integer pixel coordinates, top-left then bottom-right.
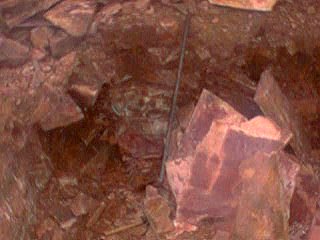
[[254, 69, 313, 164], [0, 35, 30, 66], [208, 0, 278, 11], [69, 192, 99, 217], [44, 0, 96, 37], [34, 84, 83, 131], [170, 89, 247, 161], [233, 151, 299, 240], [2, 0, 62, 28], [166, 90, 294, 231]]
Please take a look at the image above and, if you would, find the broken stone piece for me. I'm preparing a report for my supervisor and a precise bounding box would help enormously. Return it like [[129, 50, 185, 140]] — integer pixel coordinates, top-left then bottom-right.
[[232, 151, 299, 240], [33, 84, 84, 131], [68, 84, 100, 107], [208, 0, 278, 11], [254, 69, 313, 164], [49, 29, 82, 58], [0, 35, 29, 66], [44, 0, 96, 37], [69, 192, 99, 217], [3, 0, 62, 28], [144, 185, 174, 234], [30, 26, 54, 50], [166, 89, 294, 232]]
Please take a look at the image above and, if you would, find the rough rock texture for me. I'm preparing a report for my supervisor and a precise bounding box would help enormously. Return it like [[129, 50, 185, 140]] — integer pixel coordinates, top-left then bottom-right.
[[208, 0, 278, 11], [254, 69, 313, 164], [144, 185, 174, 234], [166, 89, 297, 233], [2, 0, 62, 28], [0, 35, 30, 66], [44, 0, 96, 37], [232, 151, 299, 240]]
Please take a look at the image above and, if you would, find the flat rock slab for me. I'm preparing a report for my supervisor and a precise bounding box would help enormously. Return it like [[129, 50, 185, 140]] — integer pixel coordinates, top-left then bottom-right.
[[2, 0, 62, 28], [36, 84, 84, 131], [44, 0, 96, 37], [254, 69, 313, 164], [166, 89, 296, 232], [233, 151, 300, 240], [0, 35, 30, 66], [208, 0, 278, 11]]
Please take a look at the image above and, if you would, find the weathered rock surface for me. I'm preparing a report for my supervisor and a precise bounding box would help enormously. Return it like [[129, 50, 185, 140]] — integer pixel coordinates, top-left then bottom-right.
[[30, 26, 54, 50], [49, 29, 82, 58], [254, 69, 313, 164], [37, 84, 84, 131], [144, 185, 174, 234], [2, 0, 62, 28], [44, 0, 96, 37], [208, 0, 278, 11], [0, 35, 30, 66], [166, 89, 296, 234]]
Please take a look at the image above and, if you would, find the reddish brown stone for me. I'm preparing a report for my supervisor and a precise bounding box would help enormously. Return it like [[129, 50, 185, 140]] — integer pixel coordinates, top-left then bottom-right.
[[30, 26, 54, 50], [254, 69, 313, 164], [44, 0, 96, 37], [69, 192, 99, 217], [233, 152, 299, 240], [3, 0, 62, 28], [166, 89, 295, 232], [49, 30, 82, 58], [309, 225, 320, 240], [208, 0, 278, 11], [0, 35, 30, 66], [144, 185, 174, 234], [32, 84, 83, 131]]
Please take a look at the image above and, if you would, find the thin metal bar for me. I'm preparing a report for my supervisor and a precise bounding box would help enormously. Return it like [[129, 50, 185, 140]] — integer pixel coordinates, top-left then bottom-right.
[[159, 12, 191, 183]]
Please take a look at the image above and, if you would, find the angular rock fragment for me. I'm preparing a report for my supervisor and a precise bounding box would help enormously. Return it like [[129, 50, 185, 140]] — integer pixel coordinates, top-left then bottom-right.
[[0, 35, 30, 66], [144, 186, 174, 234], [30, 26, 54, 50], [254, 69, 313, 163], [69, 192, 99, 217], [166, 89, 295, 232], [2, 0, 62, 28], [49, 29, 82, 58], [32, 84, 83, 131], [232, 152, 299, 240], [44, 0, 96, 37], [208, 0, 278, 11]]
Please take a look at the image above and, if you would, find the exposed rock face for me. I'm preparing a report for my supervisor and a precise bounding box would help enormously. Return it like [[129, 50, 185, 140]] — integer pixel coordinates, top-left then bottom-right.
[[166, 89, 299, 237], [0, 35, 30, 66], [44, 0, 97, 37]]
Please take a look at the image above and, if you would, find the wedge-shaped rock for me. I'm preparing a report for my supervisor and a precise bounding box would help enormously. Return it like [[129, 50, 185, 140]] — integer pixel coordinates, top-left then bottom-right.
[[208, 0, 278, 11], [44, 0, 96, 37], [32, 84, 83, 131]]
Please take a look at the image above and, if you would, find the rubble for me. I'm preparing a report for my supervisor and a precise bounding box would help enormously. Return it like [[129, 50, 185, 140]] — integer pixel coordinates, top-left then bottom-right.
[[254, 69, 314, 164], [143, 185, 174, 234]]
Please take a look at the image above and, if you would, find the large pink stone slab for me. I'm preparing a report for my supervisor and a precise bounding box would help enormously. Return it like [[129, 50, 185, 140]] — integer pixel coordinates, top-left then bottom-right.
[[166, 89, 295, 231], [208, 0, 278, 11]]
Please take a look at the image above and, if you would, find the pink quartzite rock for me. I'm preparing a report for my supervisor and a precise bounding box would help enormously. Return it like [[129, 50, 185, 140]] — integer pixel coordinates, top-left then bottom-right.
[[166, 89, 296, 232], [208, 0, 278, 11]]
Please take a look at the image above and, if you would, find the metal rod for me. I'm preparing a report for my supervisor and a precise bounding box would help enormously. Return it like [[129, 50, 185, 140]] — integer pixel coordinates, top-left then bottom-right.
[[159, 12, 191, 183]]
